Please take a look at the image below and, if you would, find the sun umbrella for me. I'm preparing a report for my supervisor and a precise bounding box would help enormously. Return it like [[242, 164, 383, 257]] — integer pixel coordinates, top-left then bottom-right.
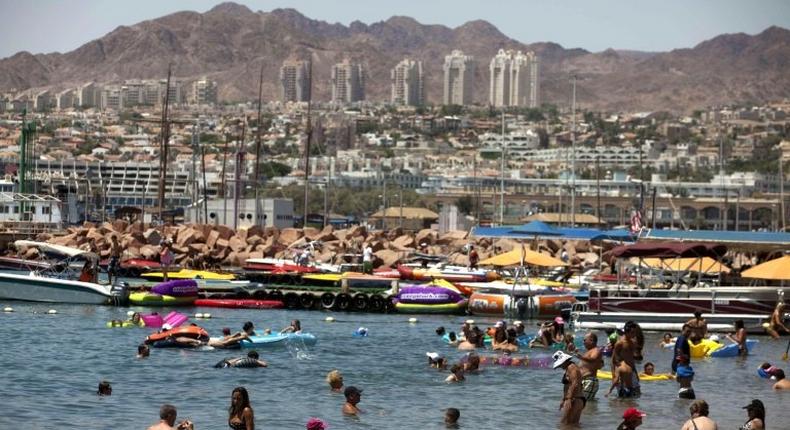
[[741, 255, 790, 280], [479, 248, 566, 267]]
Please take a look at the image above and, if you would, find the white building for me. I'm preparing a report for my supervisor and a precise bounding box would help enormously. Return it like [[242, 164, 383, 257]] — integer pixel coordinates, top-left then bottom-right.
[[78, 83, 101, 108], [443, 50, 475, 106], [390, 58, 424, 106], [101, 85, 124, 111], [185, 198, 294, 229], [331, 60, 365, 104], [489, 49, 539, 108], [190, 77, 218, 105], [280, 60, 311, 103], [56, 89, 76, 110]]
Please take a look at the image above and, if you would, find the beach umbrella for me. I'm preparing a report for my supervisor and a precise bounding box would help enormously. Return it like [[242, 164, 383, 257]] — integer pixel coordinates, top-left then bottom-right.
[[741, 255, 790, 280], [479, 248, 566, 267]]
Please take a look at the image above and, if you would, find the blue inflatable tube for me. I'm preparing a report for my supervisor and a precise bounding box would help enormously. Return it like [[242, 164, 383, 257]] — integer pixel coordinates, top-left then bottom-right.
[[709, 339, 758, 358]]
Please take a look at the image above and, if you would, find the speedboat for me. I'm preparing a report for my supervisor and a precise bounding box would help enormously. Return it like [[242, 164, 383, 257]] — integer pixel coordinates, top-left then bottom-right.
[[0, 241, 127, 305]]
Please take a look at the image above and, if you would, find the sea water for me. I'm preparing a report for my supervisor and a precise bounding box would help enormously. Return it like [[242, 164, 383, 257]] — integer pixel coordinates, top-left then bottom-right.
[[0, 303, 788, 429]]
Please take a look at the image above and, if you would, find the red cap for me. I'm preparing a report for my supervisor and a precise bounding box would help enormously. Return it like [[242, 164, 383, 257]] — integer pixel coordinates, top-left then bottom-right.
[[623, 407, 646, 420]]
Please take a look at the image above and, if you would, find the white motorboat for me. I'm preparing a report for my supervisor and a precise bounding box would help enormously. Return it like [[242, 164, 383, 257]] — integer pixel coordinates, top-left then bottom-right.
[[0, 241, 127, 305]]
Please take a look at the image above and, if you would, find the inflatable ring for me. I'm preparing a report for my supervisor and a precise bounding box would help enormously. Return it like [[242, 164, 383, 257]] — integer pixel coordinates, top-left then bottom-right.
[[268, 290, 284, 303], [299, 293, 316, 309], [368, 294, 385, 312], [335, 293, 351, 311], [284, 292, 300, 309], [320, 293, 336, 309], [352, 293, 369, 311]]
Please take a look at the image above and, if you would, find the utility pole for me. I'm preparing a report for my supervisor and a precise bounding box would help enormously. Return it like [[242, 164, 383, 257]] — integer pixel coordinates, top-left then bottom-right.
[[570, 75, 577, 227], [221, 133, 230, 227], [233, 121, 246, 230], [399, 186, 404, 230], [158, 64, 172, 225], [499, 110, 505, 225], [780, 155, 786, 232], [473, 153, 479, 223], [719, 135, 726, 231], [254, 63, 265, 227], [596, 155, 601, 225], [303, 60, 313, 228]]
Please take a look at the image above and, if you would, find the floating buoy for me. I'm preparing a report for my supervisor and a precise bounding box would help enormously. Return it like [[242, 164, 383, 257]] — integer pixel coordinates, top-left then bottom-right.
[[47, 309, 58, 314], [325, 316, 335, 322], [203, 313, 211, 319], [195, 313, 204, 319], [3, 307, 13, 312], [127, 310, 135, 317], [408, 317, 418, 323], [465, 319, 475, 325]]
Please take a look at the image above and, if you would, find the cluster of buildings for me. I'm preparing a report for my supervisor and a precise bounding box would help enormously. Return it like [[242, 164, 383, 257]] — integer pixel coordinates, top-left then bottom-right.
[[0, 77, 218, 112], [279, 49, 539, 107]]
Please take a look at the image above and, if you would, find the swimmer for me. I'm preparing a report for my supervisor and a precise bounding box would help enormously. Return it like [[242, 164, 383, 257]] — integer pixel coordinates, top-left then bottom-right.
[[727, 319, 749, 356], [740, 399, 765, 430], [446, 331, 458, 346], [306, 417, 328, 430], [280, 319, 301, 334], [445, 364, 465, 383], [435, 326, 446, 336], [209, 322, 256, 348], [553, 351, 585, 425], [773, 369, 790, 390], [342, 386, 363, 415], [642, 362, 655, 377], [563, 333, 577, 353], [427, 352, 447, 370], [681, 400, 717, 430], [97, 380, 112, 396], [462, 352, 480, 373], [326, 370, 343, 392], [147, 404, 193, 430], [686, 311, 708, 343], [611, 321, 640, 397], [617, 407, 645, 430], [659, 332, 674, 347], [215, 351, 268, 368], [757, 362, 778, 379], [137, 344, 150, 359], [529, 321, 556, 348], [492, 321, 517, 352], [228, 387, 255, 430], [577, 332, 603, 402], [457, 331, 477, 350], [444, 407, 460, 428]]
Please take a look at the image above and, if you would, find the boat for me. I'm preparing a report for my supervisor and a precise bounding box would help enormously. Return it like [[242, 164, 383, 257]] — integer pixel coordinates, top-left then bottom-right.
[[0, 241, 127, 305], [301, 272, 397, 289], [570, 309, 778, 334], [397, 265, 500, 283], [0, 256, 51, 272], [194, 298, 284, 309], [244, 257, 337, 274], [140, 269, 236, 281], [240, 333, 317, 348]]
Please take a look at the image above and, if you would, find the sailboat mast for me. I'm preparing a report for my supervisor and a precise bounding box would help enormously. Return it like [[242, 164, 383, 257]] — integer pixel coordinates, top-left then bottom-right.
[[303, 60, 313, 227], [158, 65, 172, 224]]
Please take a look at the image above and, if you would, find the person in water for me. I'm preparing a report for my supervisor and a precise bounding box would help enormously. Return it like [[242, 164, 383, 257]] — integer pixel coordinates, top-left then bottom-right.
[[611, 320, 640, 397], [326, 370, 343, 392], [228, 386, 254, 430], [281, 319, 302, 334], [305, 417, 327, 430], [427, 352, 447, 370], [686, 311, 708, 343], [681, 400, 718, 430], [215, 351, 268, 369], [97, 380, 112, 396], [659, 332, 674, 347], [757, 362, 778, 379], [740, 399, 765, 430], [576, 332, 603, 402], [773, 369, 790, 390], [446, 331, 458, 346], [444, 407, 460, 428], [462, 352, 480, 374], [632, 323, 645, 361], [563, 333, 577, 353], [209, 321, 256, 348], [553, 351, 585, 425], [616, 407, 645, 430], [676, 354, 696, 399], [445, 363, 465, 383], [529, 320, 556, 348], [342, 386, 363, 415], [147, 404, 193, 430], [672, 324, 692, 375], [765, 302, 789, 339], [492, 321, 517, 352], [727, 319, 749, 356], [435, 326, 446, 336], [137, 344, 150, 359]]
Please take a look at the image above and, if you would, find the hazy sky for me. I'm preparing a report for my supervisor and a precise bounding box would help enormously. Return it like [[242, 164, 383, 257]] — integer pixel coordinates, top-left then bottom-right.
[[1, 0, 788, 58]]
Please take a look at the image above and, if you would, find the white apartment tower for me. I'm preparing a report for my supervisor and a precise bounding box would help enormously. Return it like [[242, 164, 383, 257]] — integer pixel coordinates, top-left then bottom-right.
[[443, 50, 475, 106], [489, 49, 540, 108], [78, 83, 101, 108], [280, 60, 311, 103], [190, 77, 218, 105], [331, 60, 365, 104], [390, 59, 424, 106]]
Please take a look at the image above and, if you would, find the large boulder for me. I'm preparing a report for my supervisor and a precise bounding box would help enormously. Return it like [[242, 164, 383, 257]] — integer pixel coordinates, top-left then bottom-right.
[[228, 236, 246, 253], [143, 229, 162, 246], [140, 245, 158, 260], [278, 228, 303, 246], [374, 249, 400, 268], [205, 230, 221, 249], [415, 229, 437, 246], [437, 230, 468, 245]]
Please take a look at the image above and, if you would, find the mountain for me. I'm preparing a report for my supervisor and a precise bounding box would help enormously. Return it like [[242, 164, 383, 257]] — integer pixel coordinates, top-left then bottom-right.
[[1, 2, 788, 111]]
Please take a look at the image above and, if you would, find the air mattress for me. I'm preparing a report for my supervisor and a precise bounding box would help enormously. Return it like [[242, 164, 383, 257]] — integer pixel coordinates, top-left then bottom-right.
[[193, 298, 285, 309], [597, 370, 672, 382], [129, 292, 195, 307], [689, 338, 723, 358], [239, 333, 317, 348], [151, 280, 199, 297], [709, 339, 758, 357]]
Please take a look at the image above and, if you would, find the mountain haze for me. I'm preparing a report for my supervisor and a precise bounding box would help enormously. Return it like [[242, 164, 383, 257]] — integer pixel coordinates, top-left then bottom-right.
[[1, 2, 788, 111]]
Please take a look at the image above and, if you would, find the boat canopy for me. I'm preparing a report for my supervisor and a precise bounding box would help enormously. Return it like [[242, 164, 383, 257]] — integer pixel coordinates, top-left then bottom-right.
[[14, 240, 98, 262], [741, 255, 790, 280], [637, 257, 732, 274], [479, 248, 567, 267], [471, 225, 634, 242], [611, 242, 726, 259]]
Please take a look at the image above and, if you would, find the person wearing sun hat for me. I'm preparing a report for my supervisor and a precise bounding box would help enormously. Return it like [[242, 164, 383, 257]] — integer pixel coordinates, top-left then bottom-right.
[[552, 351, 585, 425], [306, 417, 328, 430], [616, 407, 646, 430], [740, 399, 765, 430]]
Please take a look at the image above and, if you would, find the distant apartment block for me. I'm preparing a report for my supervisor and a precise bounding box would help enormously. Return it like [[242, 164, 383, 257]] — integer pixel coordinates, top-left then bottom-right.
[[443, 50, 475, 106], [34, 90, 54, 112], [56, 89, 76, 110], [78, 83, 101, 108], [390, 58, 424, 106], [331, 60, 365, 104], [100, 85, 124, 111], [280, 60, 311, 103], [189, 77, 218, 105], [489, 49, 539, 108]]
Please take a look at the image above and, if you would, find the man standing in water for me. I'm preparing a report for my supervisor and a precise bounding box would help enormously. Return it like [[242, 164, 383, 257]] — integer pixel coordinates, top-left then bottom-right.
[[686, 311, 708, 342], [576, 332, 603, 401], [147, 404, 193, 430], [673, 324, 692, 375], [342, 386, 363, 415], [611, 321, 640, 397]]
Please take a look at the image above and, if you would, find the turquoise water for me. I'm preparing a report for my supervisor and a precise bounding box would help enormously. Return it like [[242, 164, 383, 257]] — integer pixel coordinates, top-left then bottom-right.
[[1, 303, 789, 429]]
